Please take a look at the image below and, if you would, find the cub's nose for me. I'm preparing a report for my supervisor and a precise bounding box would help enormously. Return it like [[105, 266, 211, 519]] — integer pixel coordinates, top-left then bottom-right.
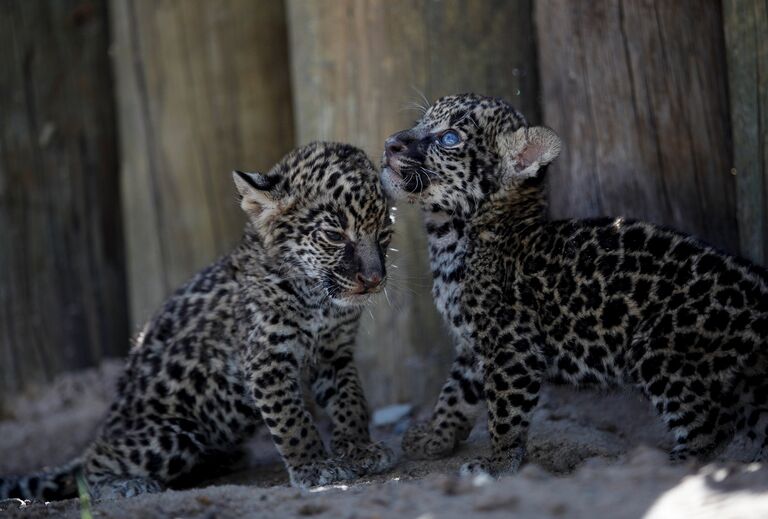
[[384, 131, 413, 158], [356, 272, 383, 292], [385, 137, 407, 157]]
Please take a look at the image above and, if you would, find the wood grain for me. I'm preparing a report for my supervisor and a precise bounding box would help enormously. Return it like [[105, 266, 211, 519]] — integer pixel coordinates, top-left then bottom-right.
[[110, 0, 295, 324], [536, 0, 738, 254], [288, 0, 539, 408], [724, 0, 768, 264], [0, 0, 128, 395]]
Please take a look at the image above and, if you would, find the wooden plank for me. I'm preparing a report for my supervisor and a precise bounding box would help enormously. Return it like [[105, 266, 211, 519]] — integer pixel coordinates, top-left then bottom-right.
[[536, 0, 738, 254], [724, 0, 768, 264], [0, 0, 128, 395], [287, 0, 538, 408], [110, 0, 295, 324]]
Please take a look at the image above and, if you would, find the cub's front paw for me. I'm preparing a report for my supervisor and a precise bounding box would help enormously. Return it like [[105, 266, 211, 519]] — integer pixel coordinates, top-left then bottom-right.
[[402, 422, 458, 460], [332, 439, 396, 475], [355, 442, 396, 474], [288, 459, 360, 489]]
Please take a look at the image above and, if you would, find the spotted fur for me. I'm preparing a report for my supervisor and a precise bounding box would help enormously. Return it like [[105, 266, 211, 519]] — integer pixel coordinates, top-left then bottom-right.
[[0, 142, 394, 500], [382, 93, 768, 476]]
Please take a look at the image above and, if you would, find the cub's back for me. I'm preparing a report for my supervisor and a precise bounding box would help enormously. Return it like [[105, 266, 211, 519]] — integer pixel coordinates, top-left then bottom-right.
[[529, 217, 767, 366]]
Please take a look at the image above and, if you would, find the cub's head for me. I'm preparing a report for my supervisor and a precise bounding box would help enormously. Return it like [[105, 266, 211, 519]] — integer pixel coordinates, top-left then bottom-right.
[[233, 142, 391, 306], [381, 93, 561, 216]]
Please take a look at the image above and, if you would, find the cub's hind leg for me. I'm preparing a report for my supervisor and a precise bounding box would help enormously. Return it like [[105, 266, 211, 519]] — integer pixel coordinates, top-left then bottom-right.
[[633, 345, 736, 462], [83, 420, 207, 500], [665, 394, 735, 462], [736, 373, 768, 461]]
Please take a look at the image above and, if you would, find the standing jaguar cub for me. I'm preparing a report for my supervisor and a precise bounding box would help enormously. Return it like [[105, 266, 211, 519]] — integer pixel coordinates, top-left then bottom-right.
[[382, 93, 768, 476], [0, 142, 394, 501]]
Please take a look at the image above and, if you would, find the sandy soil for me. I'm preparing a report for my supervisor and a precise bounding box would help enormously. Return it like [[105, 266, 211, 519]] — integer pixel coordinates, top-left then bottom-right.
[[2, 361, 767, 518]]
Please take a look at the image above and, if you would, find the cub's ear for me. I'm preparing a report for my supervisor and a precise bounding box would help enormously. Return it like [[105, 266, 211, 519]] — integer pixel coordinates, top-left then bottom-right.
[[232, 170, 284, 216], [497, 126, 562, 182]]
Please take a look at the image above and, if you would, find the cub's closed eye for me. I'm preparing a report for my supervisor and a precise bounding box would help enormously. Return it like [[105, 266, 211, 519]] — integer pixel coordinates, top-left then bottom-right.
[[438, 129, 462, 147], [324, 230, 346, 243]]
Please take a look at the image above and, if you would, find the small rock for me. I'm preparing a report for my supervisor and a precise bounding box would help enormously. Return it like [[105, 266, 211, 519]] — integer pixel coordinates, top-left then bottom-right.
[[550, 503, 568, 516], [436, 474, 476, 496], [196, 495, 213, 506], [298, 502, 329, 516], [369, 496, 390, 507], [474, 494, 520, 512]]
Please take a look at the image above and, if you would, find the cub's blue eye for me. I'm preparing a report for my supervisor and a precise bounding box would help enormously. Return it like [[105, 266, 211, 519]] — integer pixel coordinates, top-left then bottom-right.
[[438, 130, 461, 147]]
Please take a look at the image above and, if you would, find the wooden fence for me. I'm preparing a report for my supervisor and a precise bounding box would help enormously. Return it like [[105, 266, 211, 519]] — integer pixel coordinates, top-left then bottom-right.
[[1, 0, 127, 395], [1, 0, 765, 410]]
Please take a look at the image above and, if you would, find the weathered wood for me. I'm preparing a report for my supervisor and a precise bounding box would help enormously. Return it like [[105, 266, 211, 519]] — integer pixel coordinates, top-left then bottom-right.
[[110, 0, 295, 324], [288, 0, 539, 408], [0, 0, 128, 395], [724, 0, 768, 264], [536, 0, 738, 254]]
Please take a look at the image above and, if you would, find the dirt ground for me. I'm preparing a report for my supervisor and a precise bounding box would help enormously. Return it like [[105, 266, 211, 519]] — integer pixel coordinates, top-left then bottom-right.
[[2, 361, 768, 519]]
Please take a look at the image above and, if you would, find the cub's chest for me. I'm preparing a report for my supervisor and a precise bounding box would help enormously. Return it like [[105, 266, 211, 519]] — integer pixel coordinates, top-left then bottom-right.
[[433, 280, 463, 323], [297, 307, 351, 358]]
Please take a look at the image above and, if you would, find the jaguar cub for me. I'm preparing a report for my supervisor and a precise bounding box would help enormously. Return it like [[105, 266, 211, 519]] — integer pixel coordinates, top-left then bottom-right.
[[0, 142, 394, 501], [382, 93, 768, 476]]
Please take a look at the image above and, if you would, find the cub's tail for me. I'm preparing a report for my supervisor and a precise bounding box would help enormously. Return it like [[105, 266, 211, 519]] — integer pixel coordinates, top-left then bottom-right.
[[0, 458, 82, 501]]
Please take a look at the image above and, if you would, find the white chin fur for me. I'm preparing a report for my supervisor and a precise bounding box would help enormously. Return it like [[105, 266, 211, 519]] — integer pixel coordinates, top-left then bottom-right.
[[381, 167, 409, 200], [333, 292, 375, 307], [381, 166, 426, 204]]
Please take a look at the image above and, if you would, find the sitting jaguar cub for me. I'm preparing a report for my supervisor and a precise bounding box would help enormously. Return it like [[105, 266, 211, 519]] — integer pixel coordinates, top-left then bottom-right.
[[382, 93, 768, 476], [0, 142, 394, 500]]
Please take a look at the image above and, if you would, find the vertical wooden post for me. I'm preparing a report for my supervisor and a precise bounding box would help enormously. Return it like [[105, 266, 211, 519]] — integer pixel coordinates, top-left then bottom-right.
[[110, 0, 295, 324], [288, 0, 539, 408], [724, 0, 768, 264], [536, 1, 737, 253], [0, 0, 128, 395]]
